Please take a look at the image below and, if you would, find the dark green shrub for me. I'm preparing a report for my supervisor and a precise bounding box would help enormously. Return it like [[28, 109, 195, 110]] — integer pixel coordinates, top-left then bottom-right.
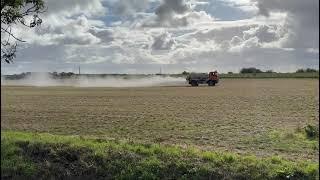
[[240, 67, 263, 73], [304, 124, 319, 139], [296, 69, 305, 73]]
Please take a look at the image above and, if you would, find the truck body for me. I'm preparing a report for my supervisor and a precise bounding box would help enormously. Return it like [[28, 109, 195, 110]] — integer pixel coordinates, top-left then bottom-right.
[[186, 72, 219, 86]]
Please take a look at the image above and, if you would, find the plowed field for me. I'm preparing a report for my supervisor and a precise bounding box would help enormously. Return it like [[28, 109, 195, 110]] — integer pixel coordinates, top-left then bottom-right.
[[2, 79, 319, 161]]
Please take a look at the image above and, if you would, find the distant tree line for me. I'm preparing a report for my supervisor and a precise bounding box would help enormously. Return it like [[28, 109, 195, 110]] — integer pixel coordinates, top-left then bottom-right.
[[239, 67, 318, 74], [51, 72, 75, 78], [3, 72, 75, 80], [240, 67, 263, 74], [180, 67, 318, 75], [295, 68, 318, 73], [182, 71, 190, 75], [3, 69, 319, 80]]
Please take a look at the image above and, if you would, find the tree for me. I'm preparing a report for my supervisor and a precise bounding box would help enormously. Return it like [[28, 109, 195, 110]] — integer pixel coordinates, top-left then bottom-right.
[[1, 0, 45, 63], [182, 71, 189, 75], [296, 68, 318, 73], [265, 70, 274, 73], [227, 71, 233, 74], [296, 69, 305, 73], [240, 67, 263, 74], [305, 68, 318, 73]]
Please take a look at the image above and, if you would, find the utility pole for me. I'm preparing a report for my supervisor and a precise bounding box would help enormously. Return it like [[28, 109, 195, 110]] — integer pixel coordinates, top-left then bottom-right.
[[160, 67, 162, 74], [78, 66, 81, 75]]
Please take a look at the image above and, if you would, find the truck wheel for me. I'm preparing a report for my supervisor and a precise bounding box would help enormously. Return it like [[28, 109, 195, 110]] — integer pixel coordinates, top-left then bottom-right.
[[191, 81, 198, 86], [208, 81, 216, 86]]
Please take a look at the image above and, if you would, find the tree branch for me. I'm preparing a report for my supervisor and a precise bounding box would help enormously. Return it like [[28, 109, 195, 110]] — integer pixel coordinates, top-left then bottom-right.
[[21, 4, 37, 16], [1, 27, 26, 42], [1, 0, 46, 63]]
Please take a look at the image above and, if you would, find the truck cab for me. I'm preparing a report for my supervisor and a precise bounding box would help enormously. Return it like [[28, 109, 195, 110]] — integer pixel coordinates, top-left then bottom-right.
[[208, 71, 219, 86]]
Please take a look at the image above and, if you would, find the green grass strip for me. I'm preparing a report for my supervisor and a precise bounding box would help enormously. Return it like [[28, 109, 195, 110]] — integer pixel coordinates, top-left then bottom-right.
[[1, 131, 319, 179]]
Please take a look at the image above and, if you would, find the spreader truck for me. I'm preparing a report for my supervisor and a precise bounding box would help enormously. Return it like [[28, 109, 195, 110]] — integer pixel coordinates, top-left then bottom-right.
[[186, 71, 219, 86]]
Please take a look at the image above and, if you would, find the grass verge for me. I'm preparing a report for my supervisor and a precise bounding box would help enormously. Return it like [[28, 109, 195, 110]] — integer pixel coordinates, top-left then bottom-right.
[[1, 131, 319, 179], [243, 126, 319, 160]]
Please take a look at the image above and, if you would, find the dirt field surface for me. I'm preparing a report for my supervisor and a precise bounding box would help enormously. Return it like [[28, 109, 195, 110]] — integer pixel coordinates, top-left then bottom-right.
[[1, 79, 319, 161]]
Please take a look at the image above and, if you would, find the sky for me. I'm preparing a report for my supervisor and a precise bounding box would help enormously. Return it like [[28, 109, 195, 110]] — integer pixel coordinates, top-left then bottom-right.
[[1, 0, 319, 74]]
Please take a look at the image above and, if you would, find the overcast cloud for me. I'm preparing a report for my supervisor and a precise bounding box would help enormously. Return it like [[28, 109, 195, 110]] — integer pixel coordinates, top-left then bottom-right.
[[1, 0, 319, 74]]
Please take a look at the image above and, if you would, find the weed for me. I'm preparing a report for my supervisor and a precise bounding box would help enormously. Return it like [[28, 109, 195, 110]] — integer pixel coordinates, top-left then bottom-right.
[[304, 124, 319, 139]]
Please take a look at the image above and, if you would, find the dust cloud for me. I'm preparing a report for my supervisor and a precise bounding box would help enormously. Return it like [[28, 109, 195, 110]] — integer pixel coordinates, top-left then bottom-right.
[[1, 73, 187, 87]]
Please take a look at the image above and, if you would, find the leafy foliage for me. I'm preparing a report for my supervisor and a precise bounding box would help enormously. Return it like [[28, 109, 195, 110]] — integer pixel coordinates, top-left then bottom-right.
[[1, 0, 45, 63], [181, 71, 190, 75], [304, 124, 319, 139], [240, 67, 263, 73]]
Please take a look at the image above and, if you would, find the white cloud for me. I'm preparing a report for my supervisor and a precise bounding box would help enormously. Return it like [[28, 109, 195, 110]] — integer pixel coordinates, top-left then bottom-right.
[[141, 0, 216, 27], [112, 0, 149, 16], [44, 0, 106, 17], [151, 31, 176, 50], [254, 0, 319, 49], [222, 0, 258, 13]]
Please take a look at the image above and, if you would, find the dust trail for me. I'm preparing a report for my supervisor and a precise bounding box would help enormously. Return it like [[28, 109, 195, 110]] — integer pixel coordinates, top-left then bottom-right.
[[2, 73, 187, 87]]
